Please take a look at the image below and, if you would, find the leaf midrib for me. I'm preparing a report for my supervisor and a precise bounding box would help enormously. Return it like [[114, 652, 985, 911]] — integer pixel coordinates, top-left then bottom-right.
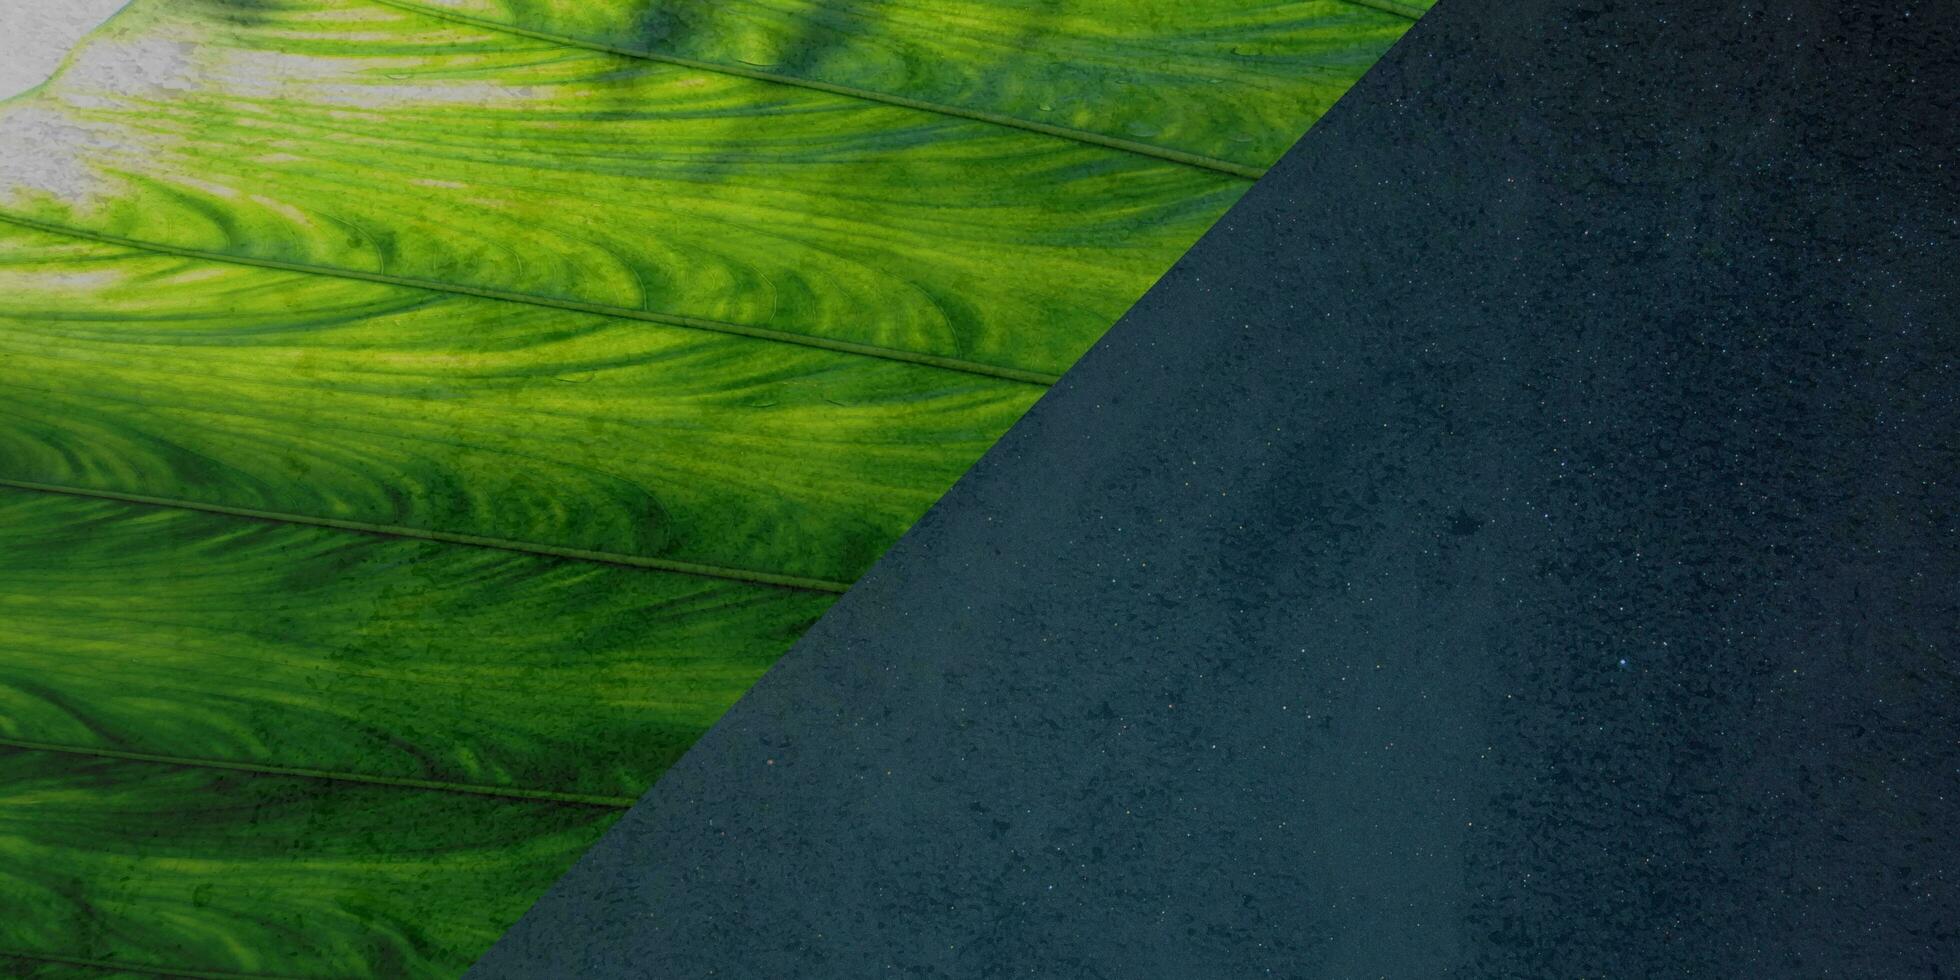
[[0, 212, 1063, 387], [364, 0, 1369, 181], [0, 479, 853, 594], [0, 737, 637, 808], [0, 948, 308, 980], [1348, 0, 1428, 18]]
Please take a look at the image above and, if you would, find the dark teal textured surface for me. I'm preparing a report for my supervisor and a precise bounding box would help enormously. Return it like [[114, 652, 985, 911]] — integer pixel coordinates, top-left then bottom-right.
[[470, 0, 1959, 974]]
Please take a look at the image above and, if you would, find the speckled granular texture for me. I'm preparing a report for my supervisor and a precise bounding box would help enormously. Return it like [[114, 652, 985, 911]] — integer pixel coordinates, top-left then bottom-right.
[[469, 0, 1959, 975], [0, 0, 131, 99]]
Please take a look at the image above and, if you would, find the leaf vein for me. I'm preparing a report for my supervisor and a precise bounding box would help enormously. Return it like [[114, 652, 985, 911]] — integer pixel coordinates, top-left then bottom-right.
[[0, 211, 1060, 387], [0, 737, 637, 808], [0, 479, 853, 594], [363, 0, 1270, 179], [0, 948, 308, 980]]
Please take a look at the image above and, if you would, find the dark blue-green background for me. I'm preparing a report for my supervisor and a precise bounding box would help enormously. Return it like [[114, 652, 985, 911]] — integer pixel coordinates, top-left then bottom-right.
[[472, 0, 1958, 974]]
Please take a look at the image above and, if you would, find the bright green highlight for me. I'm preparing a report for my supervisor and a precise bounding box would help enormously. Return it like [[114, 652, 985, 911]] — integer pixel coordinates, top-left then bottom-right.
[[0, 226, 1041, 585], [388, 0, 1418, 172], [0, 0, 1249, 380]]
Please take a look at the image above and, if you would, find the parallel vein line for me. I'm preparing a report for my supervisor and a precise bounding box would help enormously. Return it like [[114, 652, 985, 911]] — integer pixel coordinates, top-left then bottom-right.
[[1342, 0, 1426, 18], [0, 948, 311, 980], [0, 737, 638, 809], [0, 211, 1061, 388], [0, 479, 854, 594], [365, 0, 1270, 180]]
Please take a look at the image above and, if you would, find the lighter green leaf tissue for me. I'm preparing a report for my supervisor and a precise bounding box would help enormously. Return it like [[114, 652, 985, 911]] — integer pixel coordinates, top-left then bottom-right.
[[0, 0, 1425, 974]]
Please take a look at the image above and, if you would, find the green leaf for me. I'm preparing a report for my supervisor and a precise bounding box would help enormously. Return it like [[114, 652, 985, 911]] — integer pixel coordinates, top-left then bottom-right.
[[0, 749, 619, 978], [0, 0, 1248, 381], [371, 0, 1422, 173], [0, 956, 155, 979], [0, 489, 832, 801], [0, 0, 1423, 975], [0, 225, 1040, 585]]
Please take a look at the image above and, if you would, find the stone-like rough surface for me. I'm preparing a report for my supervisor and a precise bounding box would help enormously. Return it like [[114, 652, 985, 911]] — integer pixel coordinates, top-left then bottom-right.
[[470, 0, 1958, 975], [0, 0, 130, 100]]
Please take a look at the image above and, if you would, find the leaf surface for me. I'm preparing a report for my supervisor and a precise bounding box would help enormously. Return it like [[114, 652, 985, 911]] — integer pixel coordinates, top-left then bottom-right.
[[0, 0, 1251, 380], [0, 749, 618, 978], [0, 489, 831, 801], [0, 0, 1425, 974], [377, 0, 1425, 173], [0, 226, 1039, 585]]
